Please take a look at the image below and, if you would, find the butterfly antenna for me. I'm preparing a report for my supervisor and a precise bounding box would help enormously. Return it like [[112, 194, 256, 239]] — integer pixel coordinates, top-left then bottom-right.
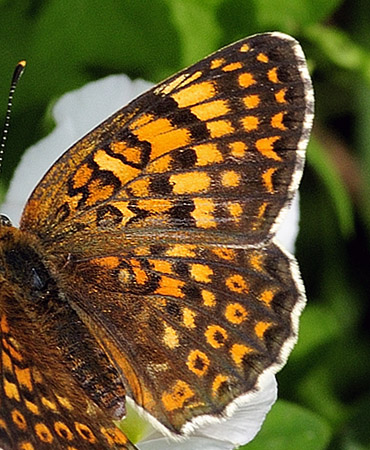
[[0, 60, 26, 173]]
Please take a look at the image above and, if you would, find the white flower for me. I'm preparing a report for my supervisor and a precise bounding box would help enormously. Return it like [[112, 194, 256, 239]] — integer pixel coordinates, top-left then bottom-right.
[[1, 74, 301, 449]]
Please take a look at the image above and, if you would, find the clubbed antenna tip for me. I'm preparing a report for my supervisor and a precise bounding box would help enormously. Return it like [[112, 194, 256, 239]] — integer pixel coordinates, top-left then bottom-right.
[[0, 60, 27, 173]]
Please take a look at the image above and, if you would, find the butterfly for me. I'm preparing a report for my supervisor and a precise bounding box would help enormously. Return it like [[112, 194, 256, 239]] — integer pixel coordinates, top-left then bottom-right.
[[0, 32, 313, 449]]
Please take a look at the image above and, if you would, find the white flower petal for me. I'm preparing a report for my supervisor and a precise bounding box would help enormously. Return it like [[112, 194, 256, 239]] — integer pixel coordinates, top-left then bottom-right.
[[138, 372, 277, 450], [139, 435, 230, 450], [276, 192, 300, 254]]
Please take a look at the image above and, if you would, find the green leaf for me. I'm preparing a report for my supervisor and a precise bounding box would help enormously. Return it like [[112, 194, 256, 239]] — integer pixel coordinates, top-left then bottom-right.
[[305, 25, 370, 78], [307, 137, 354, 237], [256, 0, 343, 32], [297, 365, 348, 428], [241, 400, 332, 450], [289, 304, 342, 361], [167, 0, 223, 67]]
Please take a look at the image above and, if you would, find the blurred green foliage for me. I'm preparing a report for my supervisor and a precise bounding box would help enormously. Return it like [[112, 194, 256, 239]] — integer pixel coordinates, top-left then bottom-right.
[[0, 1, 369, 449]]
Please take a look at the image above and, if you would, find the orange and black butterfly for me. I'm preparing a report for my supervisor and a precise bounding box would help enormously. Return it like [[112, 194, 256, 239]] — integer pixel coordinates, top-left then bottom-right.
[[0, 32, 313, 449]]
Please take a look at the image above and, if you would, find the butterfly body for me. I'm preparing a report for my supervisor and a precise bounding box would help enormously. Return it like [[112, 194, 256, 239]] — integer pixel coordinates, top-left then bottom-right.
[[0, 33, 313, 449]]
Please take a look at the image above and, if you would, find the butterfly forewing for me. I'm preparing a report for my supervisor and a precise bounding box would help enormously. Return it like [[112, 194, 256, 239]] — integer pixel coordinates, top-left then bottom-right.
[[20, 33, 312, 248]]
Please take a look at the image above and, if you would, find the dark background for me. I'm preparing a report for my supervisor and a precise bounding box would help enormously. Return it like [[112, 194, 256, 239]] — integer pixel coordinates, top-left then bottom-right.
[[0, 1, 369, 449]]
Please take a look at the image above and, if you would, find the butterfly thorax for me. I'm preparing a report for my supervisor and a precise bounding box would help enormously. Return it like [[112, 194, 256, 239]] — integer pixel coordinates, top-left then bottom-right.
[[0, 222, 127, 420]]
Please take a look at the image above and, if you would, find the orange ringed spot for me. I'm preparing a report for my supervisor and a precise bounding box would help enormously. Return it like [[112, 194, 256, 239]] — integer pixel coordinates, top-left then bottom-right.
[[75, 422, 96, 443], [255, 136, 282, 161], [12, 410, 27, 430], [35, 423, 53, 443], [187, 350, 210, 376], [205, 325, 228, 348], [190, 264, 213, 283], [225, 274, 248, 294], [54, 421, 74, 441], [241, 115, 259, 131], [162, 380, 195, 411], [225, 303, 248, 324], [238, 72, 256, 88]]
